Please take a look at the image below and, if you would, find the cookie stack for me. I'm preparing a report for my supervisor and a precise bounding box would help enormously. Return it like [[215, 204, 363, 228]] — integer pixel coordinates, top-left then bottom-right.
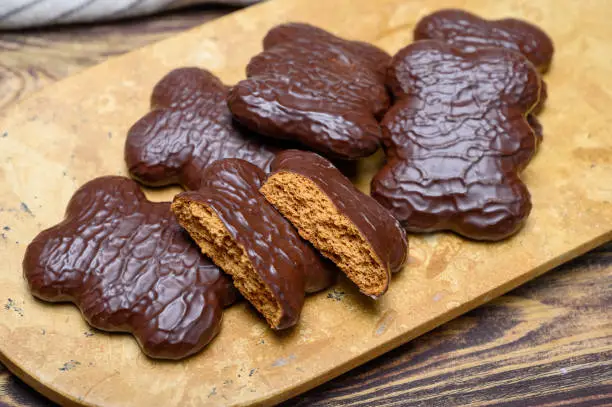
[[23, 11, 553, 360]]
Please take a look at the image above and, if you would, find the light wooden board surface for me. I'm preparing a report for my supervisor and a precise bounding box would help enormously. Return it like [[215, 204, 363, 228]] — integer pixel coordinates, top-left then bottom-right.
[[0, 0, 611, 406], [1, 9, 611, 407]]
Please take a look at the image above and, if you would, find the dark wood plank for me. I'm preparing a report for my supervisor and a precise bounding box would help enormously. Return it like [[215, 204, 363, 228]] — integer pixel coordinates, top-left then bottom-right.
[[285, 242, 612, 406], [0, 5, 237, 111], [1, 6, 611, 407], [0, 363, 56, 407]]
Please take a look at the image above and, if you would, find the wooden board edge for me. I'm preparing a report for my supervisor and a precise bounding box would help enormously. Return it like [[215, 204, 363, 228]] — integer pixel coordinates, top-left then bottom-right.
[[4, 230, 608, 407], [0, 350, 83, 407], [252, 230, 612, 406]]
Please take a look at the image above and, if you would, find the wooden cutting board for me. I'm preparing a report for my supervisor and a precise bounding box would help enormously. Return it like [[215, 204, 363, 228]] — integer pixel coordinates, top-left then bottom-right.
[[0, 0, 611, 406]]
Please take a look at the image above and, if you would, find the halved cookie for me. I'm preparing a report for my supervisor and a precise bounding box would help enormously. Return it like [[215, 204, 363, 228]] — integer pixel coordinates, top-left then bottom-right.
[[260, 150, 408, 298], [172, 158, 335, 329]]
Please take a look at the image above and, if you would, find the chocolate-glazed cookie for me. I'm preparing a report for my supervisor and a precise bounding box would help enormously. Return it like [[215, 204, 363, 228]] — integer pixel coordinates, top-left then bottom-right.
[[23, 176, 237, 360], [260, 150, 408, 298], [528, 114, 544, 144], [414, 9, 554, 72], [125, 67, 280, 190], [414, 9, 553, 141], [227, 23, 391, 160], [172, 159, 336, 329], [263, 23, 391, 82], [371, 41, 542, 241]]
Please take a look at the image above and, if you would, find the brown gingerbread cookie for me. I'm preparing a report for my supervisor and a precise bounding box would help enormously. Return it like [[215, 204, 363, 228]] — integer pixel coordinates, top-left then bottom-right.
[[414, 9, 554, 72], [414, 9, 553, 142], [227, 23, 391, 160], [172, 158, 336, 329], [371, 41, 542, 240], [263, 23, 391, 82], [23, 176, 237, 360], [260, 150, 408, 298], [125, 67, 280, 190]]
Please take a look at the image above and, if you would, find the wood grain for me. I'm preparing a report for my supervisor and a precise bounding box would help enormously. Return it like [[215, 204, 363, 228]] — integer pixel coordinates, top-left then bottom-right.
[[0, 5, 236, 111], [0, 2, 611, 406], [1, 363, 56, 407], [287, 242, 612, 406]]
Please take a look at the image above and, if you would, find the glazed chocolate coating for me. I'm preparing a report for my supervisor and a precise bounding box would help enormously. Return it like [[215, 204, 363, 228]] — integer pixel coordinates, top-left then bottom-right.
[[23, 176, 237, 360], [263, 23, 391, 83], [175, 159, 336, 329], [269, 150, 408, 274], [414, 9, 554, 72], [414, 9, 551, 140], [528, 114, 543, 145], [125, 67, 280, 190], [526, 80, 546, 143], [371, 41, 541, 240], [533, 79, 547, 116], [227, 23, 391, 160]]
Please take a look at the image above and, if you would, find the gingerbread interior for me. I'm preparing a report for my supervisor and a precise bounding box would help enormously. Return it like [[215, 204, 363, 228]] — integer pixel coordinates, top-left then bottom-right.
[[260, 172, 388, 297], [172, 198, 282, 327]]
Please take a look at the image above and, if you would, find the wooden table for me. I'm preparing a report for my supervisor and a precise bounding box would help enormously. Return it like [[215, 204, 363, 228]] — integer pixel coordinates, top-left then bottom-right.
[[0, 6, 610, 407]]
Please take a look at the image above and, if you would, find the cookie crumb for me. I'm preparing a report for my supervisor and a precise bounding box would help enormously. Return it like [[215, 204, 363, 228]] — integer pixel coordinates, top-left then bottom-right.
[[271, 354, 296, 367], [20, 202, 33, 216], [4, 298, 24, 316], [327, 289, 346, 301], [59, 360, 81, 372]]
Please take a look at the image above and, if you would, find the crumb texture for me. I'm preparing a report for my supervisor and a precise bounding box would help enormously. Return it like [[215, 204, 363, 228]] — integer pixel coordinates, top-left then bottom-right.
[[171, 158, 331, 330], [173, 198, 282, 328], [262, 172, 388, 297]]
